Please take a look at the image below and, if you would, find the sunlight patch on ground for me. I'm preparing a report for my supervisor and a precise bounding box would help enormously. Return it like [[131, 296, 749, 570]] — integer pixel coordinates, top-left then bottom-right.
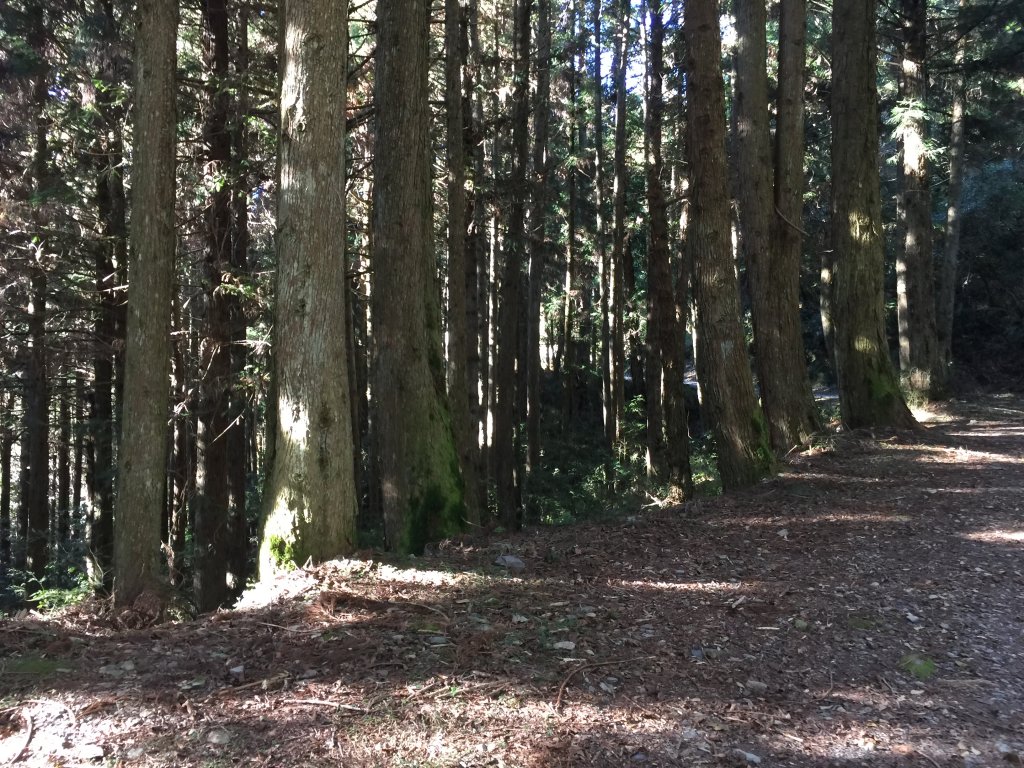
[[709, 512, 912, 527], [962, 529, 1024, 544]]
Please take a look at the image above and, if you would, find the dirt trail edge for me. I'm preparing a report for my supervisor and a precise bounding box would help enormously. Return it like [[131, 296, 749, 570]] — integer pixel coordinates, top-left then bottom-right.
[[2, 395, 1022, 767]]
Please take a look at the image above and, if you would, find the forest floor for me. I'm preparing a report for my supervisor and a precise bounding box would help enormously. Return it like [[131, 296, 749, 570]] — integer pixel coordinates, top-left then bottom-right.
[[2, 394, 1023, 768]]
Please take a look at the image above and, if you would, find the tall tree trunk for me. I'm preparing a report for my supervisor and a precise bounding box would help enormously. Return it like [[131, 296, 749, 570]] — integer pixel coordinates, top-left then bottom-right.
[[57, 388, 71, 548], [465, 0, 487, 515], [561, 0, 583, 429], [685, 0, 772, 489], [259, 0, 356, 573], [372, 0, 467, 551], [592, 0, 614, 451], [446, 0, 480, 525], [72, 376, 84, 539], [25, 3, 51, 580], [897, 0, 942, 397], [645, 0, 693, 495], [830, 0, 917, 429], [114, 0, 178, 605], [526, 0, 552, 475], [609, 0, 629, 442], [193, 0, 233, 613], [1, 399, 12, 567], [937, 6, 966, 379], [226, 5, 251, 595], [493, 0, 532, 528], [735, 0, 819, 452]]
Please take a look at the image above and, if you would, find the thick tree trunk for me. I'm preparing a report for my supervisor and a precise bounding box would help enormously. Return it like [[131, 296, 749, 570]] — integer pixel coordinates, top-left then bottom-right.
[[259, 0, 357, 573], [735, 0, 819, 452], [372, 0, 467, 551], [685, 0, 772, 489], [830, 0, 917, 429], [561, 0, 583, 429], [57, 389, 71, 547], [114, 0, 178, 605], [937, 10, 966, 378], [446, 0, 480, 525], [897, 0, 942, 397], [645, 0, 693, 495], [492, 0, 532, 528], [0, 421, 11, 567]]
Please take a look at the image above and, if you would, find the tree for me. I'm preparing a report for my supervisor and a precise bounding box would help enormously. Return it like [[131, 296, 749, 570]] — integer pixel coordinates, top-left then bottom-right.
[[114, 0, 178, 605], [258, 0, 356, 575], [685, 0, 772, 489], [644, 0, 692, 494], [830, 0, 917, 429], [372, 0, 466, 551], [896, 0, 942, 397], [734, 0, 819, 453]]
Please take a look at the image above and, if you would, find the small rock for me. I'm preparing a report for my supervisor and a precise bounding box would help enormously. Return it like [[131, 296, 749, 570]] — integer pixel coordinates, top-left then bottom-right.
[[690, 648, 705, 661], [427, 636, 450, 646], [745, 679, 769, 694], [229, 665, 245, 678], [77, 743, 105, 760], [494, 554, 526, 572], [733, 748, 762, 765], [906, 612, 921, 623], [297, 668, 318, 680], [119, 660, 136, 672], [512, 613, 529, 624], [794, 618, 810, 631], [207, 728, 232, 746], [127, 747, 145, 759], [553, 640, 576, 651], [777, 528, 789, 540]]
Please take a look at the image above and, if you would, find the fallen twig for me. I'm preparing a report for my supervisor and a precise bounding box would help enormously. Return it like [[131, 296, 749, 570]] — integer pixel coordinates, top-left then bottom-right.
[[555, 656, 656, 711], [282, 699, 367, 714], [12, 711, 33, 763], [915, 749, 942, 768]]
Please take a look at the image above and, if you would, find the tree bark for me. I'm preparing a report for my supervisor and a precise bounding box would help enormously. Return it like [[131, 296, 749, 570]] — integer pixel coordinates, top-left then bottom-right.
[[492, 0, 532, 528], [937, 5, 966, 379], [645, 0, 693, 495], [609, 0, 630, 443], [193, 0, 233, 613], [446, 0, 480, 525], [372, 0, 467, 551], [897, 0, 942, 397], [114, 0, 179, 605], [830, 0, 917, 429], [685, 0, 772, 489], [527, 0, 552, 475], [735, 0, 819, 452], [259, 0, 357, 574]]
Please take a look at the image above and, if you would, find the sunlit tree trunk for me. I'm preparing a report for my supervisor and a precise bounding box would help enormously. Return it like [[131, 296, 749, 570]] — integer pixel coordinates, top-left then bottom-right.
[[830, 0, 917, 429], [114, 0, 179, 605], [897, 0, 942, 397], [259, 0, 357, 573], [685, 0, 772, 489]]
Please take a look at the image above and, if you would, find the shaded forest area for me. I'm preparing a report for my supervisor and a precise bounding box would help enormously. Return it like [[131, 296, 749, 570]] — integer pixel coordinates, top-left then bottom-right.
[[0, 0, 1022, 619]]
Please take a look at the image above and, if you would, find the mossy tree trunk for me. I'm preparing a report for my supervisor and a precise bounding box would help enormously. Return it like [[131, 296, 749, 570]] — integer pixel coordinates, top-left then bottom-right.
[[258, 0, 357, 575], [372, 0, 467, 553], [830, 0, 917, 429]]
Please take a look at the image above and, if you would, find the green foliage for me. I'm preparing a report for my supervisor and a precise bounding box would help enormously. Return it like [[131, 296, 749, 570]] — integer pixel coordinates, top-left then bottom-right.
[[900, 652, 937, 681], [267, 535, 297, 571]]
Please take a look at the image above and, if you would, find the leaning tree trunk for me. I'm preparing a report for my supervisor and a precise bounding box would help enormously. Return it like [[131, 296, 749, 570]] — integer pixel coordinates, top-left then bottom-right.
[[896, 0, 942, 397], [113, 0, 179, 606], [372, 0, 467, 552], [258, 0, 357, 574], [685, 0, 772, 490], [830, 0, 917, 429], [735, 0, 819, 453]]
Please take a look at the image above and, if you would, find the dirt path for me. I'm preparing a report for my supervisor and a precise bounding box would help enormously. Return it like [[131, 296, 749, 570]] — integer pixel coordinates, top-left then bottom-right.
[[2, 395, 1023, 767]]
